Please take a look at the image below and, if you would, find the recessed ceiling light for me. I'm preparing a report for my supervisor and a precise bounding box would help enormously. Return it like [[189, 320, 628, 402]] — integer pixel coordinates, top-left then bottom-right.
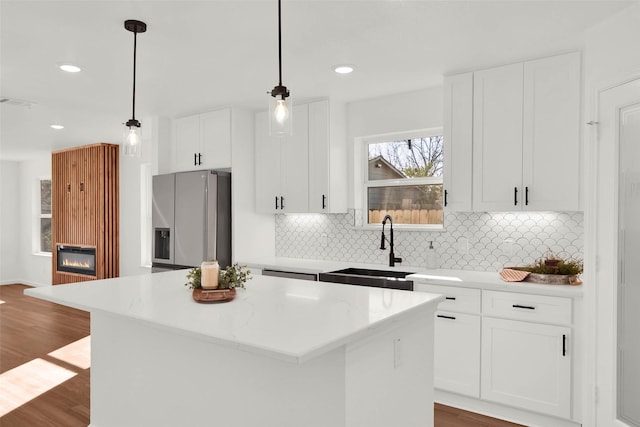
[[50, 124, 64, 130], [59, 64, 81, 73], [334, 65, 354, 74]]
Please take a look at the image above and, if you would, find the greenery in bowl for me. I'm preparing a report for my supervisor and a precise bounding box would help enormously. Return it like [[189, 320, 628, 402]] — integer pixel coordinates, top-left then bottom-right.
[[521, 252, 583, 275], [184, 263, 252, 290]]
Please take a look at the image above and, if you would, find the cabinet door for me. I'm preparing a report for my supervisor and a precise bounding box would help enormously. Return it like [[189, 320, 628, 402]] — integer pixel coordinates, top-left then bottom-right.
[[434, 311, 480, 397], [523, 52, 581, 211], [443, 73, 473, 211], [280, 104, 309, 213], [254, 111, 282, 213], [481, 317, 571, 418], [473, 63, 524, 211], [172, 115, 201, 172], [200, 109, 231, 169], [308, 100, 330, 213]]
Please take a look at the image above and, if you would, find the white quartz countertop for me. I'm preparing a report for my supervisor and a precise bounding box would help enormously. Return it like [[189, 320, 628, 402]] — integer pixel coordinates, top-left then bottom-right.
[[25, 270, 443, 363], [240, 256, 583, 298]]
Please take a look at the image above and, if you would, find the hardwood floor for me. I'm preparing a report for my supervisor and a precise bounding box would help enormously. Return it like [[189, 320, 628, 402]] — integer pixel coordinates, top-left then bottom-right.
[[0, 284, 90, 427], [0, 284, 523, 427]]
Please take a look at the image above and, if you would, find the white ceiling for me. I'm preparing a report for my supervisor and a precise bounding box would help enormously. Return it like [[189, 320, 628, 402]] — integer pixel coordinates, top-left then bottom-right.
[[0, 0, 632, 161]]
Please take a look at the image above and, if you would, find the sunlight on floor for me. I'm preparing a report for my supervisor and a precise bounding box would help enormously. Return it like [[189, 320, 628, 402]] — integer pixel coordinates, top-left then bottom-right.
[[0, 299, 5, 304], [0, 358, 76, 417], [48, 335, 91, 369]]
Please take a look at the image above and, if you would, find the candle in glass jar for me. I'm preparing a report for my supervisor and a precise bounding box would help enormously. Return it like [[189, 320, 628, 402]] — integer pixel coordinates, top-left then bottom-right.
[[201, 261, 219, 289]]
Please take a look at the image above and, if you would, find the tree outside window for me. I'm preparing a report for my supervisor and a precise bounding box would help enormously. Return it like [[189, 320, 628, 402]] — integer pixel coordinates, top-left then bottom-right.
[[365, 134, 443, 226], [40, 179, 52, 252]]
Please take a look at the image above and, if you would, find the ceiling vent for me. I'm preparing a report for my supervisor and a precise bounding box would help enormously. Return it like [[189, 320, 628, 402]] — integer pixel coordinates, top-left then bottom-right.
[[0, 97, 35, 108]]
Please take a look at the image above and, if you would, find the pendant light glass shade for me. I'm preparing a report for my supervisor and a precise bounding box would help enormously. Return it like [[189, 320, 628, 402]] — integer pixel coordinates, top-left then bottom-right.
[[269, 0, 292, 136], [123, 19, 147, 157], [124, 123, 141, 157], [269, 92, 293, 136]]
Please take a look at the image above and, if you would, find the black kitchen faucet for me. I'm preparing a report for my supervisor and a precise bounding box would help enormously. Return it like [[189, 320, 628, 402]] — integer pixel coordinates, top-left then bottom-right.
[[380, 215, 402, 267]]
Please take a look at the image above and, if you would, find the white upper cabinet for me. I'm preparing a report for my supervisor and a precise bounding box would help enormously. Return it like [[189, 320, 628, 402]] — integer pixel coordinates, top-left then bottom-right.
[[443, 72, 474, 211], [171, 108, 231, 172], [472, 52, 581, 211], [255, 104, 309, 213], [473, 62, 525, 211], [308, 101, 330, 213], [255, 99, 347, 214], [522, 52, 581, 211]]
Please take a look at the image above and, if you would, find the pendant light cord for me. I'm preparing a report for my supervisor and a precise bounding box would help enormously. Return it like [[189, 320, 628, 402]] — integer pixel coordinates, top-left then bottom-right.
[[278, 0, 282, 86], [131, 31, 137, 121]]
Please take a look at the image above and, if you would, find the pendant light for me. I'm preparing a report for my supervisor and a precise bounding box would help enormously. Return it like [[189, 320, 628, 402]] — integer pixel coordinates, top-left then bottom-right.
[[269, 0, 292, 136], [123, 19, 147, 157]]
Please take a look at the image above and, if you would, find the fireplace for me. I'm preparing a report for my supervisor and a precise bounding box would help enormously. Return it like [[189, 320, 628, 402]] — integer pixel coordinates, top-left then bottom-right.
[[56, 245, 96, 276]]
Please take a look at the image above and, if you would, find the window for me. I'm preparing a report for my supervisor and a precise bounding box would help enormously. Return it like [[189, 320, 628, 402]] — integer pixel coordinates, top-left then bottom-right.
[[39, 179, 52, 253], [363, 130, 443, 227]]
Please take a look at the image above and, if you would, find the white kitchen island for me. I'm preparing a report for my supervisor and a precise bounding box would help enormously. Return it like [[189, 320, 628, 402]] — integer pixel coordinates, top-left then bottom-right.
[[25, 270, 443, 427]]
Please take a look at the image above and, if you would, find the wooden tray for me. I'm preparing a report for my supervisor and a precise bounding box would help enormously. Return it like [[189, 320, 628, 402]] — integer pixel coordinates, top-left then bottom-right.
[[192, 287, 236, 303]]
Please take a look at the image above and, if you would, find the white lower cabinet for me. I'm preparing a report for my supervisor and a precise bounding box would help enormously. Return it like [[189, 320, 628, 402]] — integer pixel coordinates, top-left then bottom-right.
[[434, 311, 480, 397], [481, 317, 571, 418], [416, 282, 575, 423]]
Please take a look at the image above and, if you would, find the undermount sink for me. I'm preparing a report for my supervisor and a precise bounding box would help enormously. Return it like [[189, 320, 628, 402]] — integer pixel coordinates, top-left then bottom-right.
[[318, 268, 414, 291]]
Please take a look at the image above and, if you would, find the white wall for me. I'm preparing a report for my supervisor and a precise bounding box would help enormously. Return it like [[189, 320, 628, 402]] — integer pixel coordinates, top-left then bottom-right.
[[0, 161, 21, 283], [583, 3, 640, 427], [16, 155, 53, 286], [346, 86, 444, 207], [120, 144, 152, 277]]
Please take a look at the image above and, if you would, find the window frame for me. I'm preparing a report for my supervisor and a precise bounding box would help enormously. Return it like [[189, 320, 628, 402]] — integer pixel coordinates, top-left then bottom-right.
[[360, 128, 444, 230], [35, 177, 52, 255]]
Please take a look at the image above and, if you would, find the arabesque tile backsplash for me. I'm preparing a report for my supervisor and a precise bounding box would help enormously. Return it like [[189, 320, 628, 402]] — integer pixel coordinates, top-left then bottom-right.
[[275, 210, 583, 272]]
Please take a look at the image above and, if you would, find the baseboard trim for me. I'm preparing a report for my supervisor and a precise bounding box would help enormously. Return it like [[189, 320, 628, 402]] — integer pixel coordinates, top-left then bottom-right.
[[435, 390, 582, 427]]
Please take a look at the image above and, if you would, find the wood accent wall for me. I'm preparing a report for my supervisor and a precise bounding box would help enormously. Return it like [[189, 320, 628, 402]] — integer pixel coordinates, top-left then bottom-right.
[[52, 143, 119, 285]]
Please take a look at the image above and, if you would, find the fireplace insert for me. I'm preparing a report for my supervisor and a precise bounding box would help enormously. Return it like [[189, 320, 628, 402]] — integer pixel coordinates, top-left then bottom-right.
[[57, 245, 96, 276]]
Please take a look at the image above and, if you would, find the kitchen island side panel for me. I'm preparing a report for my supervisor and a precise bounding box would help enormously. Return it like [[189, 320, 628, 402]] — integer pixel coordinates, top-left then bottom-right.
[[89, 311, 346, 427]]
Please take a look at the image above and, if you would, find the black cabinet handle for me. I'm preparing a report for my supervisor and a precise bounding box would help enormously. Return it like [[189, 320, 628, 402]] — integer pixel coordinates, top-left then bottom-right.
[[445, 297, 456, 301], [525, 186, 529, 205], [437, 314, 456, 320], [513, 304, 535, 310], [275, 196, 279, 210], [194, 153, 197, 166], [322, 194, 327, 210], [444, 189, 448, 207], [280, 196, 284, 209], [198, 153, 202, 165], [562, 334, 567, 356], [514, 187, 518, 206]]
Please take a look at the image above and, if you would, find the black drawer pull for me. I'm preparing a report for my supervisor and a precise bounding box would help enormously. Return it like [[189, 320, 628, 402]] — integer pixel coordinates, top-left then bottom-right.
[[562, 334, 567, 356], [445, 297, 456, 300], [514, 186, 518, 206], [437, 314, 456, 320], [444, 189, 448, 207], [275, 196, 279, 210], [513, 304, 535, 310]]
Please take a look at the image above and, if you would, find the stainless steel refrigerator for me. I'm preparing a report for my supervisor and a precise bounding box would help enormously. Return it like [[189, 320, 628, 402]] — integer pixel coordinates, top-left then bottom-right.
[[152, 170, 231, 271]]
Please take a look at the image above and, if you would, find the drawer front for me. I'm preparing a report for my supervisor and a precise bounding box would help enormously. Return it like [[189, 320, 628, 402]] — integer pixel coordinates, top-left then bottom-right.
[[482, 290, 572, 325], [414, 283, 481, 314]]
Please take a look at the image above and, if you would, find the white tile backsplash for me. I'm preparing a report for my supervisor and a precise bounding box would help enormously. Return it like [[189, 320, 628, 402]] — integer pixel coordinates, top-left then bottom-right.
[[275, 210, 583, 272]]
